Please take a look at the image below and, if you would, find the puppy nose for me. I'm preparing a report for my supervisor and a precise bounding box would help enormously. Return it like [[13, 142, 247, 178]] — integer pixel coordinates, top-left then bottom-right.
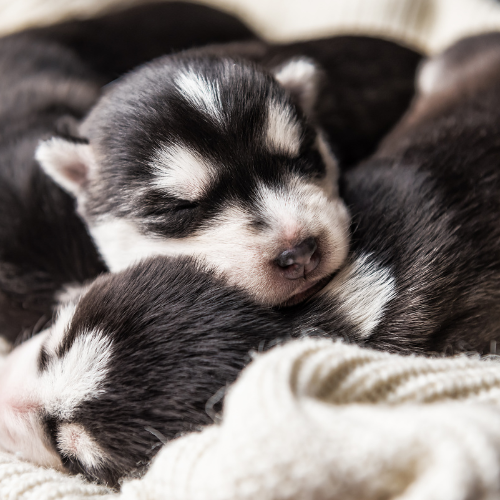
[[275, 237, 319, 279]]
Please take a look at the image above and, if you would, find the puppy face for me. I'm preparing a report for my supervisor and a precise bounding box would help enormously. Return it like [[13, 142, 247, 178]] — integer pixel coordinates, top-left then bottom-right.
[[0, 258, 289, 486], [37, 54, 350, 306]]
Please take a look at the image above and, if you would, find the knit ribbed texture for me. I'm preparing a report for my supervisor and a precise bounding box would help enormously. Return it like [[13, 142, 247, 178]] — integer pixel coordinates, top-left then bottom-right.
[[0, 451, 112, 500], [1, 339, 500, 498], [120, 339, 500, 500], [1, 0, 500, 53]]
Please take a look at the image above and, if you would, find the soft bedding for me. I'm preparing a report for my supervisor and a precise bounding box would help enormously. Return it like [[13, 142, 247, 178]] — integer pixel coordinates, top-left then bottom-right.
[[3, 338, 500, 499]]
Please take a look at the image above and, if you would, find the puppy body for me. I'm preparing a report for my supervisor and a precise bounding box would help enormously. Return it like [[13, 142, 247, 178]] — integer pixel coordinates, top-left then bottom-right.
[[300, 33, 500, 355], [0, 257, 293, 486], [0, 34, 497, 485]]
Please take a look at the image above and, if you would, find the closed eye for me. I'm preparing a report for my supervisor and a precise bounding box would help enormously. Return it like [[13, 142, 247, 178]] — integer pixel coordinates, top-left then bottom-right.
[[173, 200, 199, 211]]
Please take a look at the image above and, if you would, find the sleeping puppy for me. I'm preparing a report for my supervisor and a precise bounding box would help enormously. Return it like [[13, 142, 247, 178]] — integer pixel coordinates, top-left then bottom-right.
[[36, 38, 421, 307], [0, 2, 259, 343], [294, 32, 500, 355], [37, 49, 352, 307], [0, 256, 293, 487]]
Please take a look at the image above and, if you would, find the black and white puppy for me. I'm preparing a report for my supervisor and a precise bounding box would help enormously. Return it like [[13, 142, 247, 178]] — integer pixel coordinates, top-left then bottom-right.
[[0, 2, 259, 343], [37, 49, 353, 307], [0, 256, 293, 487], [37, 38, 421, 306]]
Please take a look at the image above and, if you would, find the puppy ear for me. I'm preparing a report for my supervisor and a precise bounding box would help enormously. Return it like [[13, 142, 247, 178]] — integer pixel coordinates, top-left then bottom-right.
[[272, 57, 320, 116], [36, 137, 97, 197]]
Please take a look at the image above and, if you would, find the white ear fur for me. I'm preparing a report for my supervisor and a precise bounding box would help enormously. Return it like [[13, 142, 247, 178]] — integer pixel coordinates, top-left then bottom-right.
[[36, 137, 96, 197], [273, 57, 320, 116]]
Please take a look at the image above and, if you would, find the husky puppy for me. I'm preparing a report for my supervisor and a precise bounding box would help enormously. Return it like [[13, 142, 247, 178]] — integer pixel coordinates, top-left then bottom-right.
[[295, 32, 500, 355], [36, 38, 421, 306], [37, 49, 353, 307], [0, 257, 292, 487], [0, 3, 259, 343], [0, 13, 421, 339]]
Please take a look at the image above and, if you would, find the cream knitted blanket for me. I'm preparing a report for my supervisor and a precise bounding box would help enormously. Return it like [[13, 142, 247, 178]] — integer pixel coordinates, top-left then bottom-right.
[[2, 0, 500, 498], [3, 339, 500, 499]]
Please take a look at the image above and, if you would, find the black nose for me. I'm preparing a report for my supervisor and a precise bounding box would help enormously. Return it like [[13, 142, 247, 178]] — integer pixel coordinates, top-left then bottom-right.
[[275, 237, 319, 279]]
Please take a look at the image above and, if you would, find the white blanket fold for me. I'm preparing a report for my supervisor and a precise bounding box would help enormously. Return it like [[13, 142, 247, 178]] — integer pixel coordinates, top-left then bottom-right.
[[120, 339, 500, 500]]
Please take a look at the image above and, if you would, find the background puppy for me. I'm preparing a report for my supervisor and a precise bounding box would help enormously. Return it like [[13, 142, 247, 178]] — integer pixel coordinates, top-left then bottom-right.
[[0, 3, 259, 343], [294, 32, 500, 355], [38, 40, 421, 306]]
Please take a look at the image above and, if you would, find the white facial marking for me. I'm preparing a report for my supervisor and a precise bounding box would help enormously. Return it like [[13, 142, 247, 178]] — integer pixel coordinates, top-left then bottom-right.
[[0, 321, 113, 468], [265, 100, 301, 157], [43, 302, 77, 356], [36, 138, 96, 197], [41, 329, 113, 421], [89, 174, 350, 305], [0, 332, 61, 467], [175, 69, 224, 125], [57, 423, 107, 469], [55, 282, 90, 307], [274, 58, 319, 115], [150, 143, 214, 200], [323, 254, 396, 338]]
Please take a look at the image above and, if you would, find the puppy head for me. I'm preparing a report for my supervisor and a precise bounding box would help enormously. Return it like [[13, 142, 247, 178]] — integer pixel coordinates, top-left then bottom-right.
[[37, 53, 350, 306], [0, 257, 287, 487]]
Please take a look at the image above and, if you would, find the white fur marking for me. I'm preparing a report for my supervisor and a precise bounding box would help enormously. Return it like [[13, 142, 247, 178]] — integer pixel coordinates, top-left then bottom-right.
[[175, 69, 224, 125], [0, 332, 62, 467], [57, 423, 107, 469], [43, 303, 77, 356], [150, 143, 214, 200], [41, 329, 113, 420], [326, 254, 396, 339], [0, 326, 112, 468], [417, 58, 446, 95], [265, 100, 301, 157], [55, 282, 90, 307], [88, 171, 350, 306]]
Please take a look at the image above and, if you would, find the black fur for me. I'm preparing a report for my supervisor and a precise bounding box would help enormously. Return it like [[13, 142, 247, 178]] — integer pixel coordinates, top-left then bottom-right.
[[9, 2, 257, 84], [14, 34, 499, 487], [253, 37, 423, 167], [0, 37, 105, 343]]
